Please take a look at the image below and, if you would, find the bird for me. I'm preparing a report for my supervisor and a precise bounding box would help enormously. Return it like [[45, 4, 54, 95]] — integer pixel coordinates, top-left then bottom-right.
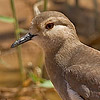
[[11, 11, 100, 100]]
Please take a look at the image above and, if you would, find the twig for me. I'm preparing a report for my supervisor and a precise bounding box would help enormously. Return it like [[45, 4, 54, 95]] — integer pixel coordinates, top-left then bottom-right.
[[10, 0, 25, 83], [44, 0, 48, 11], [33, 1, 43, 16]]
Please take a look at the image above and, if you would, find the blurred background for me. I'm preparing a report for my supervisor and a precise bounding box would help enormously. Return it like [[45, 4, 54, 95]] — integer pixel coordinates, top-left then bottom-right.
[[0, 0, 100, 100]]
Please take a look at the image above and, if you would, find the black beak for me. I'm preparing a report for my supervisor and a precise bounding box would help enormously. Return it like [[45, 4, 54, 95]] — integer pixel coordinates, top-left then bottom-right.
[[11, 33, 37, 48]]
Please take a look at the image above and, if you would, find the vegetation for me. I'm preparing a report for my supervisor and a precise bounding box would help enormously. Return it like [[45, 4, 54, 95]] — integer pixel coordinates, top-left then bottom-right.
[[0, 0, 53, 88]]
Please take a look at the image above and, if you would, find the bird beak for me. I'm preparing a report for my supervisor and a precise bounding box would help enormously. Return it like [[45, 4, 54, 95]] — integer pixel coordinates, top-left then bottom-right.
[[11, 33, 37, 48]]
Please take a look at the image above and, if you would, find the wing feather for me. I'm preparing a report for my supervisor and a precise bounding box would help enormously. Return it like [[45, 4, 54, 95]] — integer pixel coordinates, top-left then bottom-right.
[[65, 65, 100, 100]]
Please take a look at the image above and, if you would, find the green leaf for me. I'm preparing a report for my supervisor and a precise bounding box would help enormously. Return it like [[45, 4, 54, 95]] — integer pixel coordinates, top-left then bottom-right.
[[0, 16, 15, 23], [39, 80, 54, 88], [29, 71, 54, 88], [29, 72, 39, 83], [29, 71, 44, 82]]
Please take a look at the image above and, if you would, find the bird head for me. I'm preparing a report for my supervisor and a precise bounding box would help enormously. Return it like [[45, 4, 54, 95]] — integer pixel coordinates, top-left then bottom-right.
[[11, 11, 78, 52]]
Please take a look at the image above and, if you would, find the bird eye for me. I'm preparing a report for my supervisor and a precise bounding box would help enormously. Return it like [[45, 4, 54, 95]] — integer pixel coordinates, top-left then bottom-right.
[[45, 23, 54, 29]]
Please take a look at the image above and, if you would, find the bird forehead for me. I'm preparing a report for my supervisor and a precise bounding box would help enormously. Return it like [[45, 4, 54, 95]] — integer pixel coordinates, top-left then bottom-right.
[[32, 11, 67, 25]]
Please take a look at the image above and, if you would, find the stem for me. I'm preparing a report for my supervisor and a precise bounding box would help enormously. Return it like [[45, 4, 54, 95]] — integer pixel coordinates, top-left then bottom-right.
[[75, 0, 79, 8], [10, 0, 25, 83], [44, 0, 48, 11], [93, 0, 98, 31]]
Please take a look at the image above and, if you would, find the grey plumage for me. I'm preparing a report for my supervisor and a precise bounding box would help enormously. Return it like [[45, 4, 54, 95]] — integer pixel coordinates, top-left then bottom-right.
[[11, 11, 100, 100]]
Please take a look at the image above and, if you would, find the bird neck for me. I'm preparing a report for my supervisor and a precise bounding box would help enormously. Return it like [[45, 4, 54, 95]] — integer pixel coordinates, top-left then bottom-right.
[[44, 33, 80, 57], [55, 37, 82, 70], [45, 34, 82, 70]]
